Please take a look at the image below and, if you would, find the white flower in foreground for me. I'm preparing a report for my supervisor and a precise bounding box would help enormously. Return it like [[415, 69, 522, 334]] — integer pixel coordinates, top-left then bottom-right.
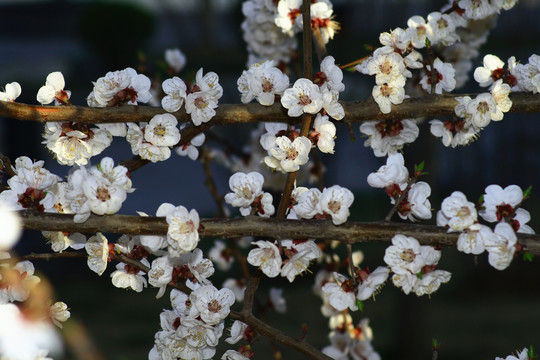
[[238, 60, 289, 106], [191, 285, 235, 325], [247, 240, 282, 278], [88, 67, 152, 107], [413, 269, 451, 296], [280, 240, 321, 282], [356, 266, 390, 301], [474, 54, 505, 88], [161, 77, 187, 112], [420, 58, 456, 94], [266, 136, 311, 173], [42, 121, 112, 166], [225, 320, 248, 344], [320, 185, 354, 225], [36, 71, 71, 105], [484, 222, 517, 271], [224, 172, 264, 209], [43, 231, 86, 253], [456, 224, 491, 255], [398, 181, 432, 221], [281, 78, 323, 117], [313, 114, 336, 154], [372, 81, 406, 114], [293, 188, 322, 220], [85, 232, 110, 275], [384, 234, 439, 274], [322, 272, 358, 312], [437, 191, 477, 232], [360, 119, 419, 157], [126, 122, 172, 163], [166, 205, 200, 256], [185, 68, 222, 126], [110, 259, 149, 292], [0, 81, 22, 102], [144, 113, 181, 147], [0, 156, 59, 212], [480, 184, 524, 223], [319, 55, 345, 93], [0, 202, 22, 250], [165, 48, 187, 73], [467, 93, 501, 128], [367, 152, 409, 190]]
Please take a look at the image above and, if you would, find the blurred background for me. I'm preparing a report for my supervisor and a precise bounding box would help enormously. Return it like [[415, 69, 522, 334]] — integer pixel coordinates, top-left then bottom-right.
[[1, 0, 540, 359]]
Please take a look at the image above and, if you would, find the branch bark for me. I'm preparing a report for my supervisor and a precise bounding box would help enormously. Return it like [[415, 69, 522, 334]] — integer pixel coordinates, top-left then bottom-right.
[[2, 93, 540, 125], [19, 212, 540, 255]]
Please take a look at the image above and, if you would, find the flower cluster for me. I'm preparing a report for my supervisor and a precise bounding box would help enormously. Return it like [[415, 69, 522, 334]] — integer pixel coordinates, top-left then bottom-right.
[[437, 185, 533, 270], [150, 286, 234, 360], [321, 267, 389, 312], [224, 171, 275, 217], [359, 119, 419, 157], [237, 60, 289, 106], [87, 67, 152, 108], [126, 113, 181, 163], [357, 0, 517, 114], [367, 153, 432, 221], [37, 71, 71, 105], [184, 68, 223, 126], [290, 184, 354, 225], [247, 239, 321, 282], [384, 234, 451, 296], [64, 157, 134, 223]]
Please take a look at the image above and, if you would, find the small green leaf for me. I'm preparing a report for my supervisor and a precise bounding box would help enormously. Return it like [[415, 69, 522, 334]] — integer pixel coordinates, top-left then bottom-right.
[[356, 300, 364, 312], [477, 194, 484, 206], [344, 66, 357, 73], [425, 37, 431, 48], [432, 338, 439, 348], [416, 271, 423, 280], [414, 161, 424, 173], [523, 185, 533, 200], [523, 252, 534, 262]]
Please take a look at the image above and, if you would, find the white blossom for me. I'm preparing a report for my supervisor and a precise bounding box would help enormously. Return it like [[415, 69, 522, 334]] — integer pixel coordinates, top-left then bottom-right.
[[281, 78, 324, 117], [166, 205, 200, 256], [0, 81, 21, 101], [247, 240, 282, 278], [161, 77, 187, 112], [165, 48, 186, 73], [36, 71, 71, 105]]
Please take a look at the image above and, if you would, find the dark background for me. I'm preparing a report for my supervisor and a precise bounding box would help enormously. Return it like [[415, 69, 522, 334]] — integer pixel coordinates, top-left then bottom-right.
[[1, 0, 540, 359]]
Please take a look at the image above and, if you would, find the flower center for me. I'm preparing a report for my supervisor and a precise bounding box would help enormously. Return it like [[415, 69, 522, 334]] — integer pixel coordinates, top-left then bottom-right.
[[327, 200, 341, 213], [17, 188, 46, 211], [298, 94, 312, 106], [154, 125, 167, 137], [208, 299, 222, 313], [96, 187, 111, 202], [400, 248, 416, 263], [194, 96, 208, 109]]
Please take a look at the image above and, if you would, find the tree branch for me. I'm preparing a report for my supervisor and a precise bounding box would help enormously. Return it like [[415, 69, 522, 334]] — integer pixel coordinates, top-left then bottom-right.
[[2, 93, 540, 126], [18, 211, 540, 255]]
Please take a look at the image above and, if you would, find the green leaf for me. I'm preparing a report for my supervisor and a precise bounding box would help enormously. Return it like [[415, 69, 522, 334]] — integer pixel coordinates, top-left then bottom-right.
[[523, 252, 534, 262], [356, 300, 364, 312], [416, 271, 423, 280], [414, 161, 424, 173], [523, 185, 533, 200], [528, 345, 535, 359], [432, 338, 439, 348], [344, 66, 357, 73], [425, 37, 431, 48]]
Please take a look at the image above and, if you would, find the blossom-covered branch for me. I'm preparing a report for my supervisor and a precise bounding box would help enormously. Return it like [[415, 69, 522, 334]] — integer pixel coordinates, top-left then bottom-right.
[[18, 211, 540, 255], [2, 93, 540, 126]]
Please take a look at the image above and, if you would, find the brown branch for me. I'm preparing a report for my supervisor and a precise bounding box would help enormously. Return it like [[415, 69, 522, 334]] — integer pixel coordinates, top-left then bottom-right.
[[229, 311, 332, 360], [2, 93, 540, 126], [18, 211, 540, 255]]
